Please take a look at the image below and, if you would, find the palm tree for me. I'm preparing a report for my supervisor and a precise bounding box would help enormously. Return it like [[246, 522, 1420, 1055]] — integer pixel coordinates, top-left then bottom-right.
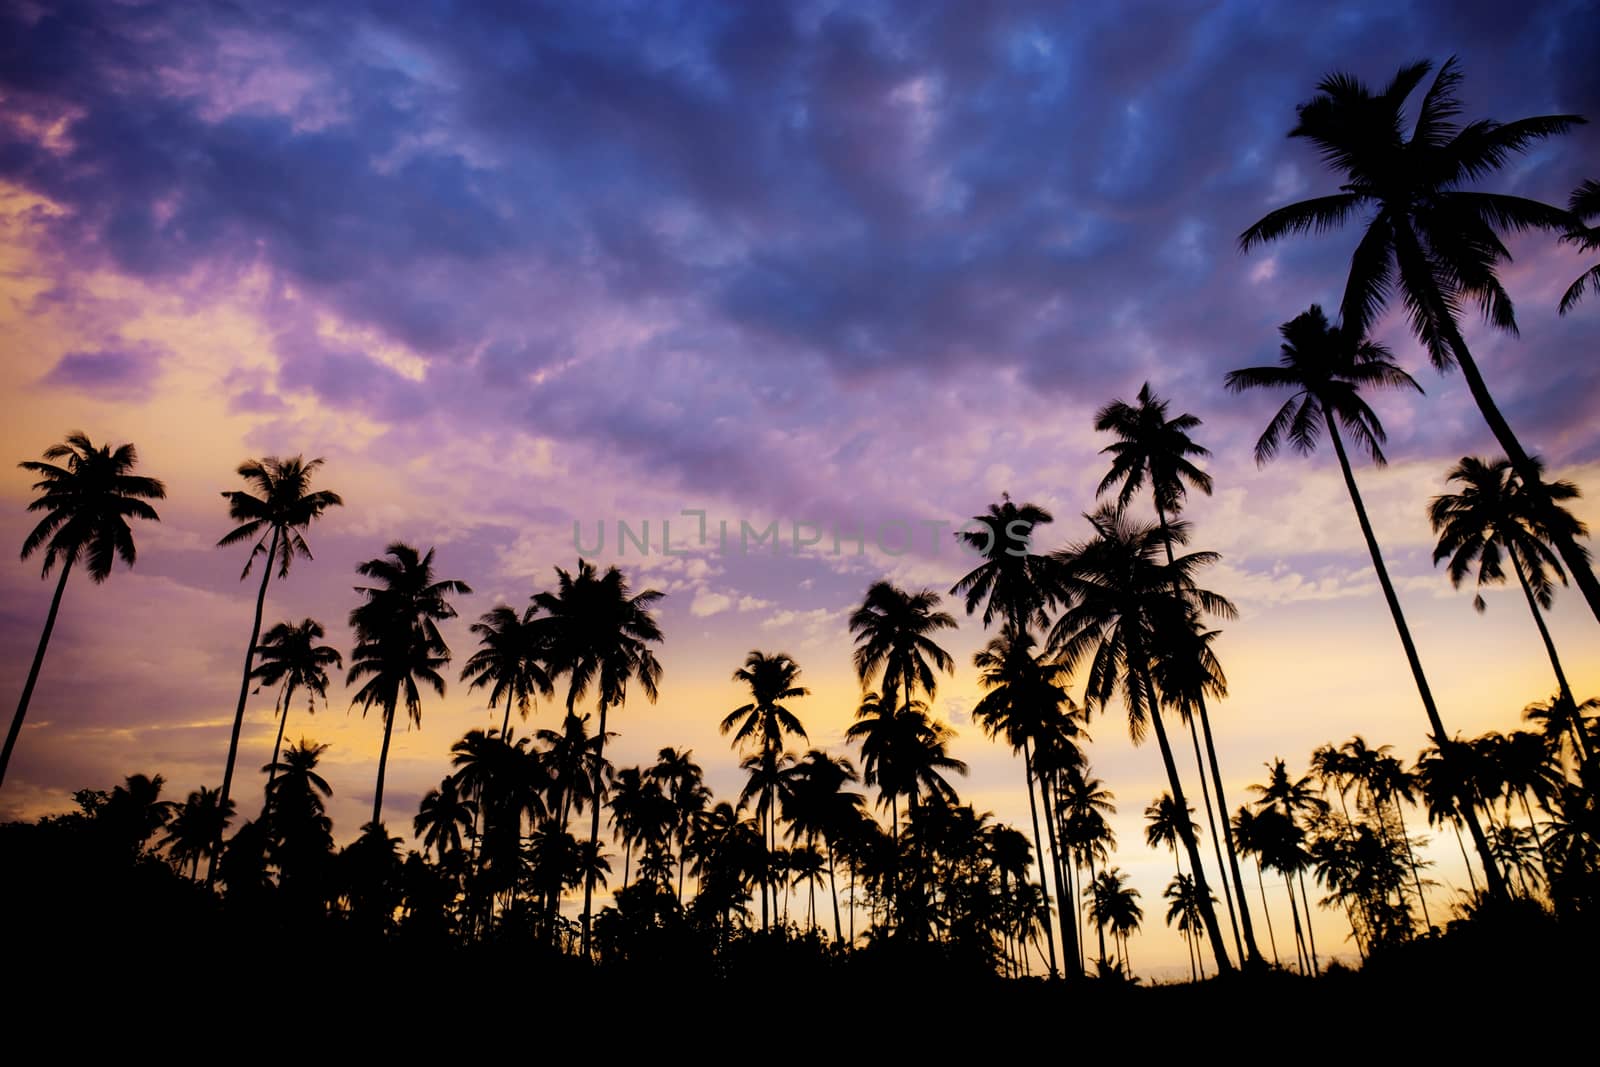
[[4, 433, 165, 788], [461, 605, 554, 736], [1085, 868, 1142, 976], [1048, 505, 1236, 972], [1429, 456, 1588, 716], [1229, 806, 1281, 966], [214, 456, 343, 858], [848, 581, 957, 716], [415, 776, 477, 863], [1524, 693, 1598, 767], [1239, 58, 1599, 623], [347, 542, 470, 826], [1251, 759, 1327, 973], [251, 619, 342, 794], [971, 625, 1083, 977], [649, 747, 709, 900], [950, 495, 1059, 632], [783, 749, 864, 943], [1145, 792, 1200, 878], [1559, 179, 1600, 314], [1226, 306, 1507, 899], [1165, 872, 1214, 981], [1059, 767, 1117, 970], [532, 559, 664, 957], [160, 786, 234, 879]]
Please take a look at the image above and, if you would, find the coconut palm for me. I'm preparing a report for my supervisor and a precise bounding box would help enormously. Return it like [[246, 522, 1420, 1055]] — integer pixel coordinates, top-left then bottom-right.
[[1059, 767, 1117, 970], [1226, 305, 1506, 899], [949, 495, 1059, 632], [415, 776, 477, 863], [347, 542, 469, 826], [533, 559, 664, 957], [160, 786, 234, 879], [1239, 58, 1598, 623], [214, 456, 342, 859], [1145, 792, 1200, 878], [1429, 456, 1588, 717], [1085, 867, 1143, 976], [1165, 872, 1215, 981], [4, 433, 165, 788], [1229, 806, 1281, 966], [461, 605, 555, 736], [848, 581, 957, 716], [1524, 693, 1598, 766], [251, 619, 342, 794], [648, 747, 709, 900], [1251, 759, 1327, 972], [1048, 505, 1236, 972], [971, 625, 1082, 976], [783, 749, 865, 943], [1560, 179, 1600, 314]]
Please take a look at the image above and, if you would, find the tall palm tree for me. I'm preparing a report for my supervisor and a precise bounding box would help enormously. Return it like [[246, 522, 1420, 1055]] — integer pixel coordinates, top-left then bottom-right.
[[214, 456, 343, 858], [1429, 456, 1588, 715], [1048, 505, 1236, 972], [1229, 806, 1281, 966], [723, 646, 812, 927], [1250, 759, 1327, 972], [848, 581, 957, 716], [1085, 867, 1142, 976], [1145, 792, 1200, 878], [1559, 179, 1600, 314], [251, 619, 342, 793], [950, 495, 1059, 632], [1094, 382, 1262, 965], [971, 625, 1082, 977], [4, 432, 165, 788], [783, 750, 865, 944], [649, 747, 709, 900], [1226, 306, 1506, 899], [347, 542, 469, 826], [461, 605, 554, 736], [532, 559, 664, 957], [1165, 872, 1214, 981], [415, 776, 477, 863], [1059, 767, 1117, 970], [1239, 58, 1599, 623]]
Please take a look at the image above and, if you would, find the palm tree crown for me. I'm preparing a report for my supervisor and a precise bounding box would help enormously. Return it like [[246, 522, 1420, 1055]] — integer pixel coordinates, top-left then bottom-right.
[[461, 604, 555, 735], [20, 431, 166, 582], [1561, 179, 1600, 314], [1095, 382, 1214, 516], [949, 495, 1058, 631], [217, 456, 343, 578], [849, 581, 957, 712]]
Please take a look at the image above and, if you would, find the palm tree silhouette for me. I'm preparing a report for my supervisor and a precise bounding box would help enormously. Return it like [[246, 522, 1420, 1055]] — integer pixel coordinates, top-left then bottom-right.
[[415, 775, 477, 863], [532, 559, 663, 957], [1560, 180, 1600, 314], [1524, 693, 1599, 767], [721, 649, 809, 932], [1226, 305, 1507, 900], [347, 542, 469, 827], [461, 604, 555, 736], [1164, 872, 1214, 981], [5, 432, 165, 788], [251, 619, 342, 795], [1429, 456, 1589, 720], [848, 581, 957, 718], [950, 495, 1059, 632], [1145, 792, 1200, 879], [1228, 806, 1281, 966], [264, 739, 336, 901], [783, 749, 864, 943], [1250, 759, 1327, 972], [648, 747, 708, 900], [971, 625, 1083, 977], [1059, 767, 1117, 971], [160, 786, 234, 879], [1049, 505, 1236, 972], [1239, 58, 1599, 624], [214, 456, 342, 873], [1085, 867, 1142, 976]]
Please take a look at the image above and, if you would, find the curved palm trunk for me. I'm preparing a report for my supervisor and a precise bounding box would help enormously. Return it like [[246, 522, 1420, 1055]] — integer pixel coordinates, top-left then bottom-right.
[[1439, 322, 1600, 627], [500, 702, 512, 737], [580, 700, 612, 959], [1156, 506, 1264, 965], [210, 527, 280, 885], [1039, 769, 1080, 978], [1296, 871, 1320, 974], [1, 558, 74, 789], [826, 837, 843, 943], [1517, 790, 1554, 886], [1187, 713, 1243, 961], [1087, 848, 1108, 965], [1019, 739, 1059, 976], [1285, 877, 1308, 974], [266, 682, 294, 796], [1254, 862, 1280, 965], [372, 703, 396, 825], [1133, 652, 1234, 972], [1389, 798, 1431, 930], [1323, 414, 1507, 900], [1510, 555, 1590, 763], [1451, 819, 1480, 895]]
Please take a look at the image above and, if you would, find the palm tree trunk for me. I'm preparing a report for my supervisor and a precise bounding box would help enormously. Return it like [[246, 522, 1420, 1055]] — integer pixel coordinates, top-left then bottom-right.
[[1510, 555, 1589, 762], [1296, 870, 1320, 974], [500, 702, 512, 737], [372, 704, 396, 825], [1323, 414, 1508, 900], [1, 558, 74, 789], [580, 700, 610, 958], [1019, 739, 1059, 976], [1186, 712, 1243, 962], [1285, 877, 1308, 974], [1518, 789, 1553, 886], [827, 837, 843, 943], [1155, 506, 1260, 965], [1442, 324, 1600, 626], [1452, 819, 1480, 895], [210, 528, 280, 885], [1038, 768, 1080, 977], [1255, 862, 1280, 965], [1389, 797, 1431, 930], [1087, 849, 1108, 964], [1133, 652, 1234, 972], [266, 684, 290, 796]]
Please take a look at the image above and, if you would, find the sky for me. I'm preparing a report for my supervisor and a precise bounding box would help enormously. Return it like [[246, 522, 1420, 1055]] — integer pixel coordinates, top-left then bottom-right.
[[1, 0, 1597, 980]]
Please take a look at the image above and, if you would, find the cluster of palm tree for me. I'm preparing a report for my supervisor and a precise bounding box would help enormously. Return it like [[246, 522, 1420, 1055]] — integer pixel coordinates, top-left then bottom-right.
[[5, 55, 1598, 980]]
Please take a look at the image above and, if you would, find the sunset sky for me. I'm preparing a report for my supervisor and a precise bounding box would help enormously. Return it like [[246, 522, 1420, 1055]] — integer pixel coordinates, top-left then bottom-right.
[[1, 0, 1596, 979]]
